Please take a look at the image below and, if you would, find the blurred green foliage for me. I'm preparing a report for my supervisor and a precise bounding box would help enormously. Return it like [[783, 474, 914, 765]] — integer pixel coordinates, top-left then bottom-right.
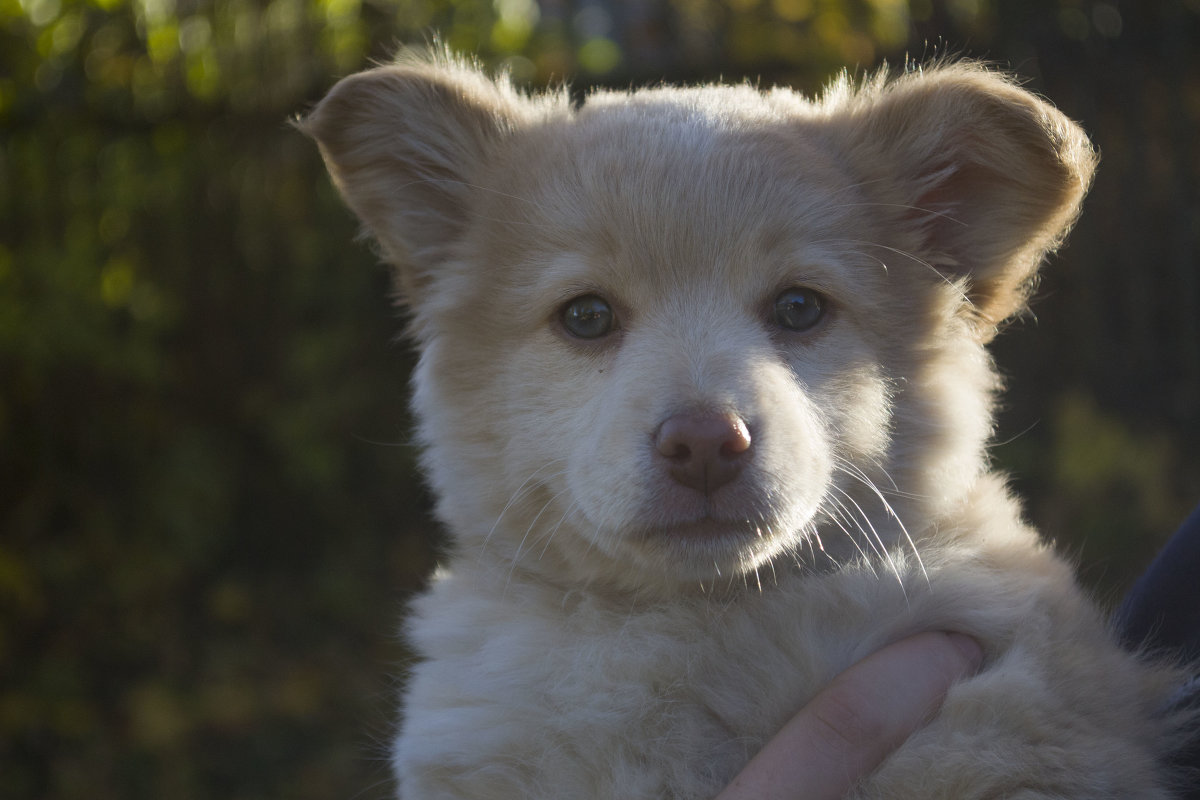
[[1, 0, 1198, 797]]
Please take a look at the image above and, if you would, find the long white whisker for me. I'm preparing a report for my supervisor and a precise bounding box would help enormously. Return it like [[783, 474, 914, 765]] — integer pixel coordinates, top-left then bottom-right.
[[828, 485, 907, 597], [824, 201, 968, 226], [833, 459, 929, 585], [483, 459, 568, 550], [822, 496, 879, 568], [505, 484, 575, 589], [813, 237, 972, 306], [538, 499, 581, 560], [836, 452, 903, 495]]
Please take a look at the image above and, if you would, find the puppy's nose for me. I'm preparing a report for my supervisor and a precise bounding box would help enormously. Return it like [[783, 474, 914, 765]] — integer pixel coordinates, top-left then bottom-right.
[[655, 412, 752, 495]]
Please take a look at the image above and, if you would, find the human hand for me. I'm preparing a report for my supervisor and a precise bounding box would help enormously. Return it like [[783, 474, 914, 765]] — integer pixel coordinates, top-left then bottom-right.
[[715, 631, 984, 800]]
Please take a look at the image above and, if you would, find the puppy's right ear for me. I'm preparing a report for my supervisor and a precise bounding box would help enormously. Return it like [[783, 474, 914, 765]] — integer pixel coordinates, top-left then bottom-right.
[[300, 55, 527, 298]]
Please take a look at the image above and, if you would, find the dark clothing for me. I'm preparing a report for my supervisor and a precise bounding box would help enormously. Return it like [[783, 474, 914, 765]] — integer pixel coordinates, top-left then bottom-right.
[[1117, 504, 1200, 663], [1116, 504, 1200, 798]]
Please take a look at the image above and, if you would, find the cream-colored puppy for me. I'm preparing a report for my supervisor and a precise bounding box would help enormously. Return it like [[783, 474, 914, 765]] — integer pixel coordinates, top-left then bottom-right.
[[303, 52, 1185, 798]]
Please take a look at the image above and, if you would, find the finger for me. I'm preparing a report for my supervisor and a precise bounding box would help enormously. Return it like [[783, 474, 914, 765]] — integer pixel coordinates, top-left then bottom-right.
[[715, 631, 983, 800]]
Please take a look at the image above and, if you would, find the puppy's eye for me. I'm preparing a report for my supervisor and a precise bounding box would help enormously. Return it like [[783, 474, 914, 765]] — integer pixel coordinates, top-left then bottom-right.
[[774, 287, 826, 332], [561, 295, 615, 339]]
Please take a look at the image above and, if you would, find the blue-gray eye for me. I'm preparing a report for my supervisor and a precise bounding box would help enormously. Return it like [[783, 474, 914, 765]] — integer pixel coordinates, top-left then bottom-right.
[[774, 287, 826, 332], [562, 295, 615, 339]]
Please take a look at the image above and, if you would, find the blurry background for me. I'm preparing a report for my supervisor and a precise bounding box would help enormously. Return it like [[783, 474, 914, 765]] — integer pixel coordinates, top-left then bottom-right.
[[1, 0, 1198, 797]]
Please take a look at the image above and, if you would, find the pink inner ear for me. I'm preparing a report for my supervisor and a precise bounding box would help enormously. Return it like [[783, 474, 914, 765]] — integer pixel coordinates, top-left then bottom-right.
[[841, 69, 1095, 337], [302, 63, 531, 303], [903, 153, 1050, 333], [906, 163, 967, 250]]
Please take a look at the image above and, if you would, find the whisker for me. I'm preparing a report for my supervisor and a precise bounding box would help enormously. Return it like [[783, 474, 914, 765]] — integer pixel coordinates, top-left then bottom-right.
[[836, 453, 902, 495], [822, 496, 879, 568], [482, 459, 568, 551], [828, 486, 891, 559], [538, 498, 581, 560], [833, 459, 929, 586], [828, 485, 908, 596], [992, 418, 1041, 448], [813, 237, 973, 306], [505, 484, 575, 590], [824, 201, 968, 227]]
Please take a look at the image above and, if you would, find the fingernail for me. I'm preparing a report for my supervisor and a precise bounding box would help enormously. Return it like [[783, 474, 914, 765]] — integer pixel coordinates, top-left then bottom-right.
[[945, 632, 985, 673]]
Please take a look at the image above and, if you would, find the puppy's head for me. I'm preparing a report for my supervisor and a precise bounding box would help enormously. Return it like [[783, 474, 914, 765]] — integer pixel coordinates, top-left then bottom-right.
[[302, 54, 1094, 591]]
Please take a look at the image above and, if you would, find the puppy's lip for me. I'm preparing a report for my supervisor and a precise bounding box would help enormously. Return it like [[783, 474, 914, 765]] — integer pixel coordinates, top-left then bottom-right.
[[638, 516, 767, 543]]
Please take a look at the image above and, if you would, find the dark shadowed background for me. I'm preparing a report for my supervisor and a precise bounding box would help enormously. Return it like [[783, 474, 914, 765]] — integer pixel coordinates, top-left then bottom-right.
[[2, 0, 1198, 797]]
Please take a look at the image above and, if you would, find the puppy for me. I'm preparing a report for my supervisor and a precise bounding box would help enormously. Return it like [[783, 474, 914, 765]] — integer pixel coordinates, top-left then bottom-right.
[[303, 52, 1185, 798]]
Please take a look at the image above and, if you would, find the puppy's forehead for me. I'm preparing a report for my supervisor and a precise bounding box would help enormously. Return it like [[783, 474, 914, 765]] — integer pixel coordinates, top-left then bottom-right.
[[539, 100, 845, 220], [479, 95, 867, 304]]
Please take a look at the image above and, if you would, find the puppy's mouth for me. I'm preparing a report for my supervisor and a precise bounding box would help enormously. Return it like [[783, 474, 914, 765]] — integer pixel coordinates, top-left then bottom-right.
[[645, 516, 767, 542], [630, 513, 790, 565]]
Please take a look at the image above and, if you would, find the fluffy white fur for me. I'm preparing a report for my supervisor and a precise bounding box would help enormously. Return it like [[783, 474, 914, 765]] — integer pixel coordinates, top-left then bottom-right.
[[303, 52, 1185, 798]]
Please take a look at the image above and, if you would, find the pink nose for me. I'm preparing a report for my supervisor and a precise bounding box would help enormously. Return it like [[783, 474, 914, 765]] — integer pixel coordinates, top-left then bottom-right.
[[654, 412, 752, 495]]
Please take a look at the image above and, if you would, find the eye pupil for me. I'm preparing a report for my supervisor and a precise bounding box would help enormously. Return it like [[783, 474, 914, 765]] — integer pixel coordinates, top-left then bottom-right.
[[562, 295, 615, 339], [774, 288, 825, 332]]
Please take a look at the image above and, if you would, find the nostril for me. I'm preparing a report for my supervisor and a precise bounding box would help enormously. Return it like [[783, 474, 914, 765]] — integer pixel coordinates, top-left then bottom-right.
[[654, 412, 752, 494], [662, 440, 692, 462]]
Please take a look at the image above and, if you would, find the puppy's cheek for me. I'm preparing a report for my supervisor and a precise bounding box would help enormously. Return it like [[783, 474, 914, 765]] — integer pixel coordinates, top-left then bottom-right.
[[749, 397, 836, 537], [824, 365, 895, 466], [561, 399, 649, 542]]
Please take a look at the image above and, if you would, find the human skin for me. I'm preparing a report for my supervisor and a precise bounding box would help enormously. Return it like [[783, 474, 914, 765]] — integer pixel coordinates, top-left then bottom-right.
[[715, 632, 985, 800]]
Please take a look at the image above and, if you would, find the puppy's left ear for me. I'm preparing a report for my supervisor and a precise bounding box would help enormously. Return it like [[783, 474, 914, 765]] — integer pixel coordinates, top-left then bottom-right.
[[832, 65, 1097, 338]]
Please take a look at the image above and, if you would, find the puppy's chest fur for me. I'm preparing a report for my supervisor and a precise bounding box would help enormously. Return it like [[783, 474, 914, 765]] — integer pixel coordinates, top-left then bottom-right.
[[397, 498, 1171, 799], [400, 565, 866, 798]]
